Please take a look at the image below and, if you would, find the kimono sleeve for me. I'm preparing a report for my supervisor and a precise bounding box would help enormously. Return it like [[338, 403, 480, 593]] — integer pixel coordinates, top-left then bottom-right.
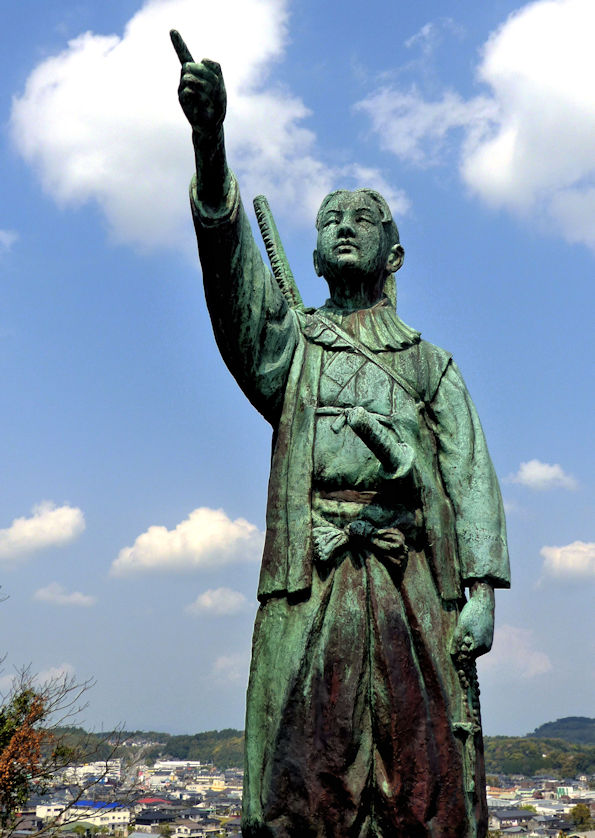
[[431, 360, 510, 589], [190, 171, 299, 425]]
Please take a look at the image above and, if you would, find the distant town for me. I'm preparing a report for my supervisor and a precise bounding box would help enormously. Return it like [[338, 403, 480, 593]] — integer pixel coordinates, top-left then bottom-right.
[[10, 717, 595, 838]]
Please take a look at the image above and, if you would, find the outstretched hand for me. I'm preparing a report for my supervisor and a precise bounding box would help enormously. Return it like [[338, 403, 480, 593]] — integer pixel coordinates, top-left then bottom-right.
[[170, 30, 226, 137]]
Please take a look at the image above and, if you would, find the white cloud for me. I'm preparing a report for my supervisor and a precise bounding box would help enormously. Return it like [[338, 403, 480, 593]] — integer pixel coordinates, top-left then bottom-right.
[[404, 18, 464, 57], [358, 0, 595, 249], [509, 459, 577, 490], [0, 502, 85, 564], [356, 87, 497, 168], [34, 582, 96, 607], [111, 506, 263, 575], [541, 540, 595, 579], [482, 624, 552, 678], [10, 0, 402, 251], [212, 651, 250, 683], [0, 230, 18, 254], [185, 587, 249, 616], [463, 0, 595, 228]]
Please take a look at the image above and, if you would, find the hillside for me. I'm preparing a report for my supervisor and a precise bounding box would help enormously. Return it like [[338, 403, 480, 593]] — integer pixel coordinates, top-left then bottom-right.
[[53, 726, 246, 770], [484, 735, 595, 776], [54, 719, 595, 774], [528, 716, 595, 746]]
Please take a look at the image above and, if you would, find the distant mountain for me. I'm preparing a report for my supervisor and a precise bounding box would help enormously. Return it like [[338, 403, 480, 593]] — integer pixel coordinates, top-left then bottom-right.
[[484, 735, 595, 776], [53, 726, 246, 770], [53, 718, 595, 774], [528, 717, 595, 745]]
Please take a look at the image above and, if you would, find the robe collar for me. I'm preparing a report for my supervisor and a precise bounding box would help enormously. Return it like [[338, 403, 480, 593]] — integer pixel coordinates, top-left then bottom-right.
[[303, 296, 421, 353]]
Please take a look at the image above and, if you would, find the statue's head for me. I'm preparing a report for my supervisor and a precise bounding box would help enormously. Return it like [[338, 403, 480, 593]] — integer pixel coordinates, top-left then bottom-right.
[[313, 189, 404, 306]]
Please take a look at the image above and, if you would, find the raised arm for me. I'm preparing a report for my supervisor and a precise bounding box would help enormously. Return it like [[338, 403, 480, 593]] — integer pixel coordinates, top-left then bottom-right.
[[171, 31, 299, 423], [171, 30, 229, 212]]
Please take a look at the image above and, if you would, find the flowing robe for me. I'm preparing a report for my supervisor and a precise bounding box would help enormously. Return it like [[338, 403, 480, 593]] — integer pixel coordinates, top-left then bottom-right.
[[191, 174, 510, 838]]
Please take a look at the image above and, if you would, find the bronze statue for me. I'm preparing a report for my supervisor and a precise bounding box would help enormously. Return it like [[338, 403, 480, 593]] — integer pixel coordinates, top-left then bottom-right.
[[172, 30, 510, 838]]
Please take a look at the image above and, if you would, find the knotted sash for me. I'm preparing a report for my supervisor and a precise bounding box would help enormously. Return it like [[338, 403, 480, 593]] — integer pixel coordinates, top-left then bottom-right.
[[312, 518, 409, 581]]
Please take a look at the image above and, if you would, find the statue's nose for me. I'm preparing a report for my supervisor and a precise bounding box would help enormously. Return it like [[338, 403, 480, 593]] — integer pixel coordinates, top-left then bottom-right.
[[337, 219, 355, 237]]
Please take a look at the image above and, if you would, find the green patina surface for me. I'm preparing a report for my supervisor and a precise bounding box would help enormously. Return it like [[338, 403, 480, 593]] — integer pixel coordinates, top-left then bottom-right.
[[172, 30, 510, 838]]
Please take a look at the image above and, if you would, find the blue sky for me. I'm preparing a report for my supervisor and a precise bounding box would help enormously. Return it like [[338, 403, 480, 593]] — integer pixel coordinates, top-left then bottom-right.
[[0, 0, 593, 736]]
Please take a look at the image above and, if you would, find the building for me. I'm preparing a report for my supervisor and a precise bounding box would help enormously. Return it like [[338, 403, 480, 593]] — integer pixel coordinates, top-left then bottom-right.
[[61, 800, 130, 832]]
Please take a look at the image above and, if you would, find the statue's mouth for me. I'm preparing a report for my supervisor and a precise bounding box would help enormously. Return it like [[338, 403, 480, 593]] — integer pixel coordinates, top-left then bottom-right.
[[335, 241, 358, 253]]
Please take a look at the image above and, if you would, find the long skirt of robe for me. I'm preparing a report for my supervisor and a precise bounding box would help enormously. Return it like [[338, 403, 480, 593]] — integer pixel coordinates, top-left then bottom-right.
[[241, 539, 488, 838]]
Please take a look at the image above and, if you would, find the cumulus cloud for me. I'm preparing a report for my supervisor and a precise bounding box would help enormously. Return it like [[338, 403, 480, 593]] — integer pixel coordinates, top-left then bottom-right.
[[111, 506, 263, 575], [10, 0, 403, 251], [185, 587, 250, 617], [0, 502, 85, 565], [482, 624, 552, 678], [34, 582, 96, 607], [541, 540, 595, 579], [0, 230, 18, 254], [509, 459, 577, 490], [357, 0, 595, 250], [356, 88, 497, 168]]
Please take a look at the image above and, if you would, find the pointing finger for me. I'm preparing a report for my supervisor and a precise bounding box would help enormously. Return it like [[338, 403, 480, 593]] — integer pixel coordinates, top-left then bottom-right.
[[170, 29, 194, 65]]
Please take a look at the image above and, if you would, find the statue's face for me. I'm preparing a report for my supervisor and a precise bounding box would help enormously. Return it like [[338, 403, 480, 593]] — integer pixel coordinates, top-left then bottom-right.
[[315, 193, 387, 283]]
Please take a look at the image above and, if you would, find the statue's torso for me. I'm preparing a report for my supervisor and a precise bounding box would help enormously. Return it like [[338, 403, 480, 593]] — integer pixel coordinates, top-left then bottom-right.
[[314, 349, 393, 490]]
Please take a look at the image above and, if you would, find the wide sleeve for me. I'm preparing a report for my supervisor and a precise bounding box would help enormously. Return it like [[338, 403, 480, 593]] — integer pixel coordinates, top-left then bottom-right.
[[191, 171, 299, 425], [430, 360, 510, 589]]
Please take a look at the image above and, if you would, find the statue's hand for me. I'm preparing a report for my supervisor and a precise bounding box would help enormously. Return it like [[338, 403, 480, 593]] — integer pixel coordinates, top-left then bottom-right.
[[171, 30, 226, 137], [451, 581, 495, 662], [345, 407, 414, 478], [344, 406, 370, 434]]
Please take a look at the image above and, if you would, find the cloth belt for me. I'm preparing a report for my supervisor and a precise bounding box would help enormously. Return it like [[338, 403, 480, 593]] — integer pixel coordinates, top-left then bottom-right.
[[312, 519, 409, 577]]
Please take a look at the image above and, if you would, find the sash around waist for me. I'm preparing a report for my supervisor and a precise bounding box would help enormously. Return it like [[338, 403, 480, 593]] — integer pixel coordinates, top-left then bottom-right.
[[312, 489, 423, 546], [316, 488, 382, 504]]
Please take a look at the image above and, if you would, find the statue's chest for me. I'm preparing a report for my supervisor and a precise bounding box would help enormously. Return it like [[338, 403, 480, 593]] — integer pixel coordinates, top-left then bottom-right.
[[318, 349, 394, 414], [313, 350, 400, 489]]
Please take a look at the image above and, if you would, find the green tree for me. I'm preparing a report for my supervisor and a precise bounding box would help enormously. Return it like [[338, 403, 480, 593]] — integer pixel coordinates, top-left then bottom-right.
[[0, 667, 120, 835], [0, 682, 48, 827], [568, 802, 593, 829]]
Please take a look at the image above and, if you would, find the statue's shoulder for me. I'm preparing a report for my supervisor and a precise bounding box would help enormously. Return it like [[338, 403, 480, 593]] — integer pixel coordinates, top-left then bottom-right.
[[416, 338, 452, 367], [400, 339, 453, 403]]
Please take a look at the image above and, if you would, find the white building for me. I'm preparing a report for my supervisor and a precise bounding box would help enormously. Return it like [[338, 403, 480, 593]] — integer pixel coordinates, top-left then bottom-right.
[[63, 759, 122, 783], [61, 800, 130, 831], [154, 760, 202, 771], [36, 801, 67, 822]]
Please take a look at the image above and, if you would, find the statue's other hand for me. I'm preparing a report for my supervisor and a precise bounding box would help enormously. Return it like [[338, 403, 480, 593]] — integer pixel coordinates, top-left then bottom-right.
[[344, 406, 370, 434], [344, 407, 414, 477], [451, 581, 495, 661], [171, 30, 227, 136]]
